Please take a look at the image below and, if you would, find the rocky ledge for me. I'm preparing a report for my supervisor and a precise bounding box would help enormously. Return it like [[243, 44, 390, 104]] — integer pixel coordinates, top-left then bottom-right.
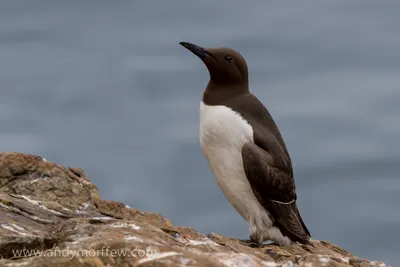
[[0, 152, 389, 267]]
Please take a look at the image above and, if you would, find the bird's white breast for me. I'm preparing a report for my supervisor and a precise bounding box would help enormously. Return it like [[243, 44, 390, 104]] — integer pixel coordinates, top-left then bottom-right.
[[199, 101, 269, 223], [199, 101, 290, 246]]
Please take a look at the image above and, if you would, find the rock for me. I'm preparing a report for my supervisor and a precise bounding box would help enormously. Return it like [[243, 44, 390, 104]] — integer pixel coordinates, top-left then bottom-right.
[[0, 152, 389, 267]]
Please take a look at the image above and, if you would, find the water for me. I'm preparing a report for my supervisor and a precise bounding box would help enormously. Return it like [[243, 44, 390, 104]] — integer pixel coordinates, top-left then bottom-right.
[[1, 1, 399, 265]]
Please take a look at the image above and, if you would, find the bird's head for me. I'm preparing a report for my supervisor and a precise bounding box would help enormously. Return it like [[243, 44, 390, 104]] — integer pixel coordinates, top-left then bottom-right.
[[179, 41, 249, 86]]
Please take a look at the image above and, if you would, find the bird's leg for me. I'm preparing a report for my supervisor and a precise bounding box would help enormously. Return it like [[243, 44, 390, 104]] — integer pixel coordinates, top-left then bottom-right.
[[241, 232, 264, 248]]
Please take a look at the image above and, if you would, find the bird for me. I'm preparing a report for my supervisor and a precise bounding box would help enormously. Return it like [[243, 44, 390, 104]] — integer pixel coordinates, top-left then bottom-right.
[[179, 41, 311, 246]]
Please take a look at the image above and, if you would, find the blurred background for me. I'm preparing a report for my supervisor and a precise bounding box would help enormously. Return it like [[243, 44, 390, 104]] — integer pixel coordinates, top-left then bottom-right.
[[1, 1, 399, 265]]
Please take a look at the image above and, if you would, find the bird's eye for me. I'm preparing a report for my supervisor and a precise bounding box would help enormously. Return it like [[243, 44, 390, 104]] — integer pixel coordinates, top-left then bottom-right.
[[224, 55, 233, 62]]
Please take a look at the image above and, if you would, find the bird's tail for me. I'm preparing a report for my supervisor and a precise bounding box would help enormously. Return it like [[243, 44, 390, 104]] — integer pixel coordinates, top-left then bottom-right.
[[291, 202, 311, 238]]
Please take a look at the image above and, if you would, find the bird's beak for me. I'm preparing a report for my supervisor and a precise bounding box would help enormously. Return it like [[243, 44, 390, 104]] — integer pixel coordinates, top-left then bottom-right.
[[179, 42, 216, 61]]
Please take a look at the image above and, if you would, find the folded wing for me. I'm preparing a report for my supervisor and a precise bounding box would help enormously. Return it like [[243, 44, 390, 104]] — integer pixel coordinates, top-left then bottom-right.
[[242, 141, 311, 244]]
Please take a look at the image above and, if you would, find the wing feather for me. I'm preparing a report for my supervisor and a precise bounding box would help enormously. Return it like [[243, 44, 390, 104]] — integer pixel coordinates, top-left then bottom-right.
[[221, 93, 311, 242], [242, 142, 311, 243]]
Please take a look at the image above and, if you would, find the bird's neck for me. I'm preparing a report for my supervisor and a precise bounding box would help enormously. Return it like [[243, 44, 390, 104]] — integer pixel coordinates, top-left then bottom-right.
[[203, 81, 249, 106]]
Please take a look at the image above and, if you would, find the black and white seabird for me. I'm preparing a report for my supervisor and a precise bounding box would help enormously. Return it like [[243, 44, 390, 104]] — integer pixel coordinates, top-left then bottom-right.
[[179, 41, 311, 246]]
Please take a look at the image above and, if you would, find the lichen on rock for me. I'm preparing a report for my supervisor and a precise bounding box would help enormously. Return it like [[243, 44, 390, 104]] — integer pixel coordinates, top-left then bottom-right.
[[0, 152, 390, 267]]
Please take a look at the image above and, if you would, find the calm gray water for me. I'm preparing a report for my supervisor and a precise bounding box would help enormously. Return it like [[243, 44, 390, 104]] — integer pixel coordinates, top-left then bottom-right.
[[1, 1, 399, 265]]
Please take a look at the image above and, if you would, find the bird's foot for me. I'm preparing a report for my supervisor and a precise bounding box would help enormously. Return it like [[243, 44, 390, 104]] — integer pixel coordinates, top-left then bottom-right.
[[300, 238, 315, 249], [238, 239, 261, 248]]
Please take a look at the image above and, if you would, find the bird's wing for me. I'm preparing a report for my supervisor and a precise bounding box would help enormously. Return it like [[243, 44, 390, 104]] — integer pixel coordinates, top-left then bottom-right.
[[222, 93, 311, 242], [223, 94, 294, 175], [241, 140, 311, 243]]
